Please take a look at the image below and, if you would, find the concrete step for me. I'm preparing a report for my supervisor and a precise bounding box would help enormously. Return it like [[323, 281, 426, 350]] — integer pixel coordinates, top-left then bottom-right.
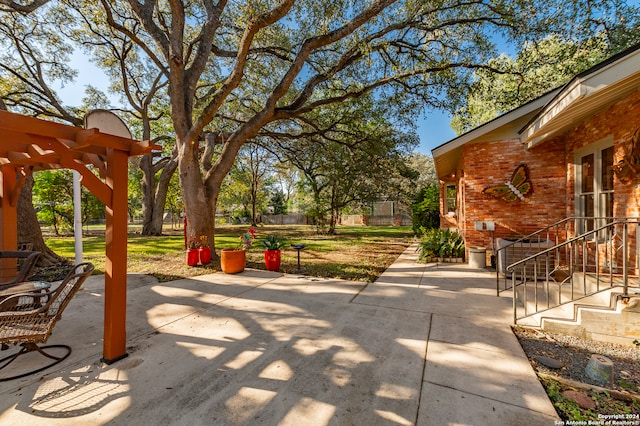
[[514, 272, 624, 321], [517, 288, 616, 326], [542, 293, 640, 346]]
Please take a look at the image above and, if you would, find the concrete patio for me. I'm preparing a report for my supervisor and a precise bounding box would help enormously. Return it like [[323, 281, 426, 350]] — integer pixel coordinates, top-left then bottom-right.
[[0, 245, 559, 425]]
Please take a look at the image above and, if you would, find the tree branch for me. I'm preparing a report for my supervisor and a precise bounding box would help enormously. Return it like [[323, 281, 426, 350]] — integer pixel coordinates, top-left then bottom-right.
[[102, 0, 168, 74], [0, 0, 49, 14], [191, 0, 297, 140]]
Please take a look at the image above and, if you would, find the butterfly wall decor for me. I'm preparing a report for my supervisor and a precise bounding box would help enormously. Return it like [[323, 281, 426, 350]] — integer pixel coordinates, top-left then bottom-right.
[[483, 164, 532, 202], [612, 128, 640, 184]]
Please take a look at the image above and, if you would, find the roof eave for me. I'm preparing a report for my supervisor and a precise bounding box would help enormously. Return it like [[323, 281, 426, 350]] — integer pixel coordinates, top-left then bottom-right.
[[432, 91, 558, 179], [521, 45, 640, 148]]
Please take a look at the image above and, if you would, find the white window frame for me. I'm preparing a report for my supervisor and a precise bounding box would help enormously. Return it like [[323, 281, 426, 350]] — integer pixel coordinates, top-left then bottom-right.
[[574, 135, 614, 235]]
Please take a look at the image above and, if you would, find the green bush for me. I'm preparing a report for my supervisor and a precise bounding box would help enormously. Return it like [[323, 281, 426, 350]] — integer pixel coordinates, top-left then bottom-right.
[[411, 185, 440, 235], [417, 228, 465, 260]]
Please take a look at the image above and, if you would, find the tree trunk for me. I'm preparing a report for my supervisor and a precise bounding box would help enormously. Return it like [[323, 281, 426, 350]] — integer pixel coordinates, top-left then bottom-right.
[[311, 188, 329, 234], [17, 174, 66, 266], [149, 157, 178, 234], [250, 182, 257, 226], [140, 112, 179, 236], [141, 157, 178, 236], [178, 132, 246, 255], [179, 144, 217, 252], [328, 205, 340, 235], [328, 186, 347, 235], [140, 153, 158, 234]]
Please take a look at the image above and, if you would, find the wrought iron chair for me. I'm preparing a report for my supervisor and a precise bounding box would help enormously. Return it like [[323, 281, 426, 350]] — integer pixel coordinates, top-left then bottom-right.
[[0, 250, 41, 290], [0, 262, 94, 381]]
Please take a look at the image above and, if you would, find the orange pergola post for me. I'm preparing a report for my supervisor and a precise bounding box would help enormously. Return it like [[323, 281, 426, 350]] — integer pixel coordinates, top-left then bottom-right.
[[0, 166, 19, 282], [0, 165, 18, 251], [102, 148, 130, 363]]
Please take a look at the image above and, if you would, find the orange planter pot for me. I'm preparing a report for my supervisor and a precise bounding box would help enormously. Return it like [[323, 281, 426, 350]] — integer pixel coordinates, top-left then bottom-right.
[[220, 249, 246, 274], [264, 249, 281, 272]]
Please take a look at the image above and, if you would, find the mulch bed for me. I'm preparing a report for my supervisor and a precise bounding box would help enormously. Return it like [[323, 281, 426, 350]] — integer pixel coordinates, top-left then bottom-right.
[[513, 326, 640, 421]]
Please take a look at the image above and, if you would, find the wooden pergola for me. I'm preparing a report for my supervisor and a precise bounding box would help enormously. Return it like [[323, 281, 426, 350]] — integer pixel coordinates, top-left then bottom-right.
[[0, 110, 158, 363]]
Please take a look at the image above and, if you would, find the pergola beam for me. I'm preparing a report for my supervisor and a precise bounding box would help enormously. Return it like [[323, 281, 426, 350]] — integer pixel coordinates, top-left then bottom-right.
[[0, 110, 159, 364]]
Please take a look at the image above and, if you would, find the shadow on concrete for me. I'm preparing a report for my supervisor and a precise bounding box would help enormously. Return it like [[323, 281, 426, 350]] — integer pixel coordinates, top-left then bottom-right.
[[2, 269, 427, 424], [0, 246, 558, 425]]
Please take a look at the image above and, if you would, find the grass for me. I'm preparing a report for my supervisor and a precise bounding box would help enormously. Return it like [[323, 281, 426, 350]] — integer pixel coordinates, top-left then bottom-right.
[[43, 224, 416, 283], [540, 376, 640, 420]]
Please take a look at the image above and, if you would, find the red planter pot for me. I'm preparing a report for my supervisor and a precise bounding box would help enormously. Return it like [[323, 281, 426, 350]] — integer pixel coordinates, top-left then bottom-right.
[[198, 246, 212, 264], [220, 249, 246, 274], [186, 248, 199, 266], [264, 249, 281, 272]]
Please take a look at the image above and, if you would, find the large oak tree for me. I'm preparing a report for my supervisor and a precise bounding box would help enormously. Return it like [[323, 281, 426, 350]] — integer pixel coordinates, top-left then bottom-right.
[[81, 0, 619, 253], [4, 0, 639, 256]]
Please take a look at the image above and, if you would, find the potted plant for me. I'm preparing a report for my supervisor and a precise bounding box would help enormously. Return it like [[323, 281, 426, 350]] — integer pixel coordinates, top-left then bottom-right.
[[221, 227, 256, 274], [186, 236, 199, 266], [260, 234, 286, 272], [198, 235, 211, 264]]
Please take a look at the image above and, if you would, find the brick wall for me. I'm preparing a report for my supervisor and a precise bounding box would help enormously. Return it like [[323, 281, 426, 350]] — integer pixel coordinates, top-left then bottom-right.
[[439, 88, 640, 263], [457, 138, 567, 253]]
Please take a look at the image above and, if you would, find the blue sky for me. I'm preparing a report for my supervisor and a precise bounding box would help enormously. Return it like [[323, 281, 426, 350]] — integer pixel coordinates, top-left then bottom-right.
[[416, 110, 456, 154]]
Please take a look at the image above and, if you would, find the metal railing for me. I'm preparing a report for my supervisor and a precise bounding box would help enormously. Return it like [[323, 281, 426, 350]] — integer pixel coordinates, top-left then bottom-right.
[[496, 218, 639, 324], [496, 217, 632, 295]]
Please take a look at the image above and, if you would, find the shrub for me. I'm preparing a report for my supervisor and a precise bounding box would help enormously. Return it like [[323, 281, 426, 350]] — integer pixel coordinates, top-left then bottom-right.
[[417, 228, 465, 260], [411, 185, 440, 235]]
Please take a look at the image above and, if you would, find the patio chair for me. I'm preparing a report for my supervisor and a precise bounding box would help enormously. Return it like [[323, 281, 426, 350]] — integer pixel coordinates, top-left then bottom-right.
[[0, 262, 94, 381], [0, 250, 41, 290]]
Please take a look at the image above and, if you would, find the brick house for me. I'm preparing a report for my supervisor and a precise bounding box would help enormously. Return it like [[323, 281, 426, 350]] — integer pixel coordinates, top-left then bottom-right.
[[432, 43, 640, 266]]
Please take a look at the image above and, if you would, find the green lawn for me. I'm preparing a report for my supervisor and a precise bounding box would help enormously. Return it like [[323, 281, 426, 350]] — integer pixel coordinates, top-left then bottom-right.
[[43, 225, 416, 282]]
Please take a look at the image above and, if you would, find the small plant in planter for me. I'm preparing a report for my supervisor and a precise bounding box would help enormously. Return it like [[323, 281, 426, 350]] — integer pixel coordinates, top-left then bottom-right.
[[238, 227, 257, 250], [261, 234, 287, 250], [188, 236, 199, 249], [260, 235, 287, 271], [198, 235, 211, 264], [220, 227, 256, 274], [186, 236, 200, 266]]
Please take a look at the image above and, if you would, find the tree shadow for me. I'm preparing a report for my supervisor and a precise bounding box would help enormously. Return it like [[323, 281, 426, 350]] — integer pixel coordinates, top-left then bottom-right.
[[2, 269, 429, 424]]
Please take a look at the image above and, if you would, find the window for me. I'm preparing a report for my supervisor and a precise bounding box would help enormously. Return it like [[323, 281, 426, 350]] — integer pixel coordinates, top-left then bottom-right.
[[445, 184, 456, 214], [575, 137, 614, 234]]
